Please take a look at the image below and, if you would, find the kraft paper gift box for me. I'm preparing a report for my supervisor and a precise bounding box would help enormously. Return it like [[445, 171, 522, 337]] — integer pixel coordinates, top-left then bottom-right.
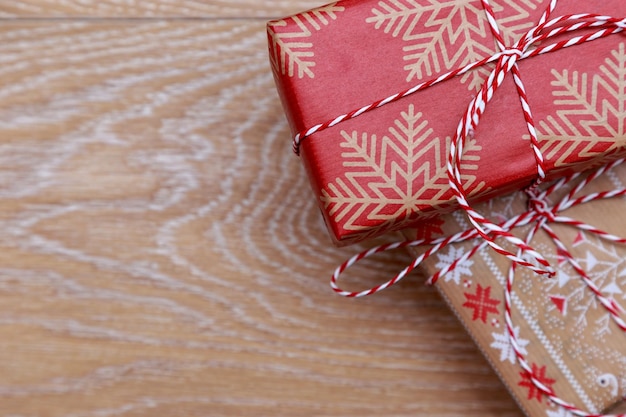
[[267, 0, 626, 245], [401, 161, 626, 416]]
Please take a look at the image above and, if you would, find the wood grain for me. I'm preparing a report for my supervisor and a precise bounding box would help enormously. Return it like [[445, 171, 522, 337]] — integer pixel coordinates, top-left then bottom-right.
[[0, 4, 522, 417], [0, 1, 322, 18]]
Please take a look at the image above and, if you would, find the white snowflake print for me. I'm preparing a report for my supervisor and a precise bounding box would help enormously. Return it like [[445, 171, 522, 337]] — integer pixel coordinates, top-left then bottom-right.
[[569, 241, 624, 335], [533, 226, 626, 338], [490, 326, 529, 364], [435, 246, 474, 285]]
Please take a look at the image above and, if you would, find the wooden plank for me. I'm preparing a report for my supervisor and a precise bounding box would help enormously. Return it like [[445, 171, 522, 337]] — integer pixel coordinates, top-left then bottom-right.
[[0, 1, 323, 18], [0, 20, 521, 417]]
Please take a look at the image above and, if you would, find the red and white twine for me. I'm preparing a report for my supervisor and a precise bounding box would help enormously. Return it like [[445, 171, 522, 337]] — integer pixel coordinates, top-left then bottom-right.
[[331, 162, 626, 417], [294, 0, 626, 415]]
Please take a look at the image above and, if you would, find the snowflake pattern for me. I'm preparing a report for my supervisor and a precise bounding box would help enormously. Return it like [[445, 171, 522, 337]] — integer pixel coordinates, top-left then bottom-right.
[[321, 104, 485, 240], [435, 246, 474, 285], [534, 42, 626, 169], [539, 235, 626, 337], [578, 241, 626, 336], [423, 160, 626, 414], [518, 363, 556, 403], [463, 284, 500, 323], [366, 0, 542, 90], [490, 326, 529, 364], [268, 3, 344, 79]]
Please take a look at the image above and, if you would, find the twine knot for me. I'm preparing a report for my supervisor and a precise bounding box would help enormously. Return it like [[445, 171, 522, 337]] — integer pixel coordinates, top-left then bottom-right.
[[498, 46, 525, 62], [323, 2, 626, 414], [527, 190, 557, 223], [331, 159, 626, 417]]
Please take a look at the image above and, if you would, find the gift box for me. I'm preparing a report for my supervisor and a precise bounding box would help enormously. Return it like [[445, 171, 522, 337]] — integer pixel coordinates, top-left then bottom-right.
[[268, 0, 626, 245], [401, 161, 626, 416]]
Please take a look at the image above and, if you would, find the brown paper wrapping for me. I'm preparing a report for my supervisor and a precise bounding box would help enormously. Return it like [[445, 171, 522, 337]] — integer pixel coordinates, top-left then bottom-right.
[[404, 163, 626, 416]]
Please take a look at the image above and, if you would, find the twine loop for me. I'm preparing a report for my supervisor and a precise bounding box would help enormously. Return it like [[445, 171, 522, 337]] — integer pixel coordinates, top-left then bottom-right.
[[331, 159, 626, 417], [292, 4, 625, 155], [301, 0, 626, 415]]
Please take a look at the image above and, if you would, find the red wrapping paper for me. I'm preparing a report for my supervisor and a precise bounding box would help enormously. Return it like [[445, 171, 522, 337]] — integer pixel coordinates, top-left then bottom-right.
[[268, 0, 626, 245]]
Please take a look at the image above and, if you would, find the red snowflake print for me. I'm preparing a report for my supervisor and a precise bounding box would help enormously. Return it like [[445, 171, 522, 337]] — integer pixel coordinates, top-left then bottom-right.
[[415, 216, 445, 241], [518, 363, 556, 403], [462, 284, 500, 323]]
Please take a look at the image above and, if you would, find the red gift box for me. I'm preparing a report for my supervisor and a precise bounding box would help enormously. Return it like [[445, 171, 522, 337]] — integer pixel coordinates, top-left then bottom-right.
[[268, 0, 626, 245]]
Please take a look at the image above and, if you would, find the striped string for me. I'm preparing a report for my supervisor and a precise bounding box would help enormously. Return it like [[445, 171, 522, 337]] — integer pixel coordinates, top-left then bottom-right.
[[332, 159, 626, 417], [317, 1, 626, 415], [293, 6, 625, 154]]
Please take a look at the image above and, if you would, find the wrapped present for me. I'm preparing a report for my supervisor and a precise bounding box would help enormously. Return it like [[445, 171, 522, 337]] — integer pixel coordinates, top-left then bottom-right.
[[392, 161, 626, 416], [268, 0, 626, 245]]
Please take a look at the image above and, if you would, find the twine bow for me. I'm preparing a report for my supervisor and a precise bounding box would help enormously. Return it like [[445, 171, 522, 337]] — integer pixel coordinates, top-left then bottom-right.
[[292, 0, 626, 415]]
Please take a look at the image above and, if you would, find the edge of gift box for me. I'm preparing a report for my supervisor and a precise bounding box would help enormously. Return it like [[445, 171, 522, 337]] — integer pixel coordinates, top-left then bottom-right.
[[401, 167, 626, 416], [401, 228, 542, 417], [268, 0, 626, 246]]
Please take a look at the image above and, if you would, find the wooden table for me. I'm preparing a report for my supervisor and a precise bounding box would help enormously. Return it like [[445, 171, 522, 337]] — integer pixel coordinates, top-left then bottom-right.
[[0, 2, 522, 416]]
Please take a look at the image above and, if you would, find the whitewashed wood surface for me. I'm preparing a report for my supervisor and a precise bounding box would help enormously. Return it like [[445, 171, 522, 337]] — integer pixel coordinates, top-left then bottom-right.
[[0, 2, 522, 416]]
